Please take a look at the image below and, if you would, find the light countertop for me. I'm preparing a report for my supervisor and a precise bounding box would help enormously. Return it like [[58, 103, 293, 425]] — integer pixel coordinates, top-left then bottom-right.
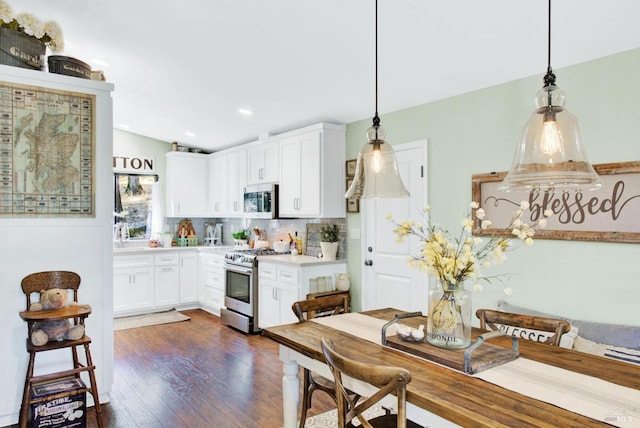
[[257, 254, 346, 266], [113, 245, 232, 255]]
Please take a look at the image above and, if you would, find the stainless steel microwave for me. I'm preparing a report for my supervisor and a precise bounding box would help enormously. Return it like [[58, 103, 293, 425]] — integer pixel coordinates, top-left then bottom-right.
[[243, 184, 279, 219]]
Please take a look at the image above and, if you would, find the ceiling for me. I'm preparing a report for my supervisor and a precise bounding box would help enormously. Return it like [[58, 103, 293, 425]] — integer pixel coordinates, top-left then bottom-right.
[[19, 0, 640, 152]]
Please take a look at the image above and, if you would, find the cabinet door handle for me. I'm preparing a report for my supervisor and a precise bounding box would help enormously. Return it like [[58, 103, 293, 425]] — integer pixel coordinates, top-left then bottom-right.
[[132, 274, 136, 283], [177, 203, 181, 213]]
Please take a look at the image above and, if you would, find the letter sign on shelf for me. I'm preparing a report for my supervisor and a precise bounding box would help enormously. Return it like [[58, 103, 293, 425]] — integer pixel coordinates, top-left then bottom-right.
[[471, 161, 640, 243], [113, 155, 155, 174]]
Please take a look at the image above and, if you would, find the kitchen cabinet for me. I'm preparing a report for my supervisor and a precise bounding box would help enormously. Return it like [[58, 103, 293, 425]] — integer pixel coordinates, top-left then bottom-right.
[[257, 259, 347, 329], [247, 140, 279, 185], [113, 254, 154, 316], [154, 253, 180, 308], [208, 153, 227, 215], [166, 152, 208, 217], [258, 262, 298, 329], [199, 251, 226, 315], [179, 250, 199, 305], [114, 249, 200, 316], [208, 148, 247, 217], [277, 123, 346, 218], [226, 148, 247, 217]]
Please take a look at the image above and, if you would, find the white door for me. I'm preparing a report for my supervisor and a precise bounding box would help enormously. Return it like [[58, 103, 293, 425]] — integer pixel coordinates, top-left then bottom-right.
[[361, 140, 428, 313]]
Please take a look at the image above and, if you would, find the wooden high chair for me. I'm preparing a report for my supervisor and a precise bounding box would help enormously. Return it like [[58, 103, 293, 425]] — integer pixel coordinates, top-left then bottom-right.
[[19, 271, 103, 428]]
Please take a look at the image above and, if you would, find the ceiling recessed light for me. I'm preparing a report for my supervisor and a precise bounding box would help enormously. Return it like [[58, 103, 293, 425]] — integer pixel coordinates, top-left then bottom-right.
[[238, 108, 253, 115], [184, 131, 196, 137]]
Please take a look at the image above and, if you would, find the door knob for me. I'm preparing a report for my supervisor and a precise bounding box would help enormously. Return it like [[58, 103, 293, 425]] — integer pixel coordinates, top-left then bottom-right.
[[364, 259, 373, 266]]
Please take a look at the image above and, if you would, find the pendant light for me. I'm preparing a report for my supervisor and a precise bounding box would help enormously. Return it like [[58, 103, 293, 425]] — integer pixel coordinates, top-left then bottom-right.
[[499, 0, 602, 192], [345, 0, 409, 199]]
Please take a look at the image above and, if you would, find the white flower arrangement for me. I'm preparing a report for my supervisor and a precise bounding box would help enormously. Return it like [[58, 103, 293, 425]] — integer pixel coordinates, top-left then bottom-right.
[[388, 201, 552, 295], [0, 0, 64, 52]]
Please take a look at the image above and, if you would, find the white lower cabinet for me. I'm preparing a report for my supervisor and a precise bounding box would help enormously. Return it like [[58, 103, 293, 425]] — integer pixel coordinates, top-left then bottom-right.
[[259, 281, 297, 329], [113, 254, 154, 316], [179, 251, 199, 305], [199, 251, 226, 315], [154, 254, 180, 308], [258, 260, 347, 329], [114, 249, 200, 316]]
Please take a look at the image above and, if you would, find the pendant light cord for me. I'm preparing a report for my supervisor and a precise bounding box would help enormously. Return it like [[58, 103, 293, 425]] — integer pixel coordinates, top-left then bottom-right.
[[544, 0, 556, 87], [373, 0, 380, 127]]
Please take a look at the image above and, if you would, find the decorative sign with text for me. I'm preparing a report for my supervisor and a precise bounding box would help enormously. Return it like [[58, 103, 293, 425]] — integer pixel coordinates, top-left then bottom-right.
[[471, 161, 640, 243]]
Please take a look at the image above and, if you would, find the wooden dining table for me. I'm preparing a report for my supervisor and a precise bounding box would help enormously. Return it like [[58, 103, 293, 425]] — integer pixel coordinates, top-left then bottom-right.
[[262, 308, 640, 428]]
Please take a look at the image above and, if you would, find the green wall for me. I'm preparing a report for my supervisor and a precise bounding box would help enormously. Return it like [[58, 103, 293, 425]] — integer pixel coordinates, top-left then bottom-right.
[[346, 48, 640, 325]]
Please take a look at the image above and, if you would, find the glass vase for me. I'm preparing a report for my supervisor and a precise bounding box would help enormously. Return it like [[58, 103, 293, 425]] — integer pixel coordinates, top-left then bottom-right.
[[426, 279, 472, 349]]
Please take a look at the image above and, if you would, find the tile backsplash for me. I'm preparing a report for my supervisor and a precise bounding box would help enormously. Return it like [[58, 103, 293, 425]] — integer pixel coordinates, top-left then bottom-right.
[[165, 217, 347, 258]]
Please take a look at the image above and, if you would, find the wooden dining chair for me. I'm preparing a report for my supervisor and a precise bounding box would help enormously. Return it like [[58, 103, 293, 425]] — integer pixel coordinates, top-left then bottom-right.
[[291, 293, 350, 428], [476, 308, 571, 346], [19, 271, 103, 428], [321, 337, 421, 428]]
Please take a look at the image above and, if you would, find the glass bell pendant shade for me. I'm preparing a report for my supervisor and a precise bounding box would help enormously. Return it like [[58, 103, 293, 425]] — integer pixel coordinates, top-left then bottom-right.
[[345, 124, 409, 199], [500, 84, 602, 191]]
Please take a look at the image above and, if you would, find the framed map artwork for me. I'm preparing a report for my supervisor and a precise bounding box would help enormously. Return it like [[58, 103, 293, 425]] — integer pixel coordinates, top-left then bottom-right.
[[0, 82, 95, 217]]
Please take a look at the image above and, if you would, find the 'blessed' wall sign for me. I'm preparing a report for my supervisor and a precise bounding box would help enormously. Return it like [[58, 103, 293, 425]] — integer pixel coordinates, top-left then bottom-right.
[[471, 161, 640, 243]]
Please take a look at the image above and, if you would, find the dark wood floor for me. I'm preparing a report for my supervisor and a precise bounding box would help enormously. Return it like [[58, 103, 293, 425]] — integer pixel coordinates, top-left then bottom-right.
[[15, 309, 334, 428]]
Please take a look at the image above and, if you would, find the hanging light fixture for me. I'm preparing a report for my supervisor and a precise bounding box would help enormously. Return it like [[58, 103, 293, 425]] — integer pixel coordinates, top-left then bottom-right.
[[499, 0, 602, 192], [345, 0, 409, 199]]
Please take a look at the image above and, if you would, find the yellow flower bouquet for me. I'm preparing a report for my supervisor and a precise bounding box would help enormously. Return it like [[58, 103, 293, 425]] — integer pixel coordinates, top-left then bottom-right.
[[388, 201, 552, 348]]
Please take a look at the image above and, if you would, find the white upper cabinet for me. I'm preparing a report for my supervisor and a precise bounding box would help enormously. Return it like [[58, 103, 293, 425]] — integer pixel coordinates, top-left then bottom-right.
[[208, 152, 228, 216], [277, 123, 346, 218], [247, 141, 279, 185], [207, 148, 247, 217], [227, 148, 247, 217], [166, 152, 208, 217]]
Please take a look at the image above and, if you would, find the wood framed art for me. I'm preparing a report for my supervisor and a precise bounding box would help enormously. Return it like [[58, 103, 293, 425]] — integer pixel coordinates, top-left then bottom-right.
[[347, 197, 360, 213], [0, 82, 96, 217], [346, 159, 357, 177], [471, 161, 640, 243], [345, 178, 359, 213]]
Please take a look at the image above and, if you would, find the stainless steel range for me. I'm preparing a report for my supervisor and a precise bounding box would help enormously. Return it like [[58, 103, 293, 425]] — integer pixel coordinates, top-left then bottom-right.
[[220, 248, 289, 334]]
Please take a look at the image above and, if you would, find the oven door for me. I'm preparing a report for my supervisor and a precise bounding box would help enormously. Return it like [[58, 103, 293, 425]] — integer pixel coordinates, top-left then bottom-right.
[[224, 264, 255, 316]]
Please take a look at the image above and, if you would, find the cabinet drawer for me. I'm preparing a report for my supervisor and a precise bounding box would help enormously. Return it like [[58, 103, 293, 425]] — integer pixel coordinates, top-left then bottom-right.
[[277, 267, 299, 285], [203, 255, 224, 268], [114, 254, 153, 268], [155, 254, 179, 265], [259, 263, 277, 280], [205, 286, 224, 308], [206, 270, 225, 291]]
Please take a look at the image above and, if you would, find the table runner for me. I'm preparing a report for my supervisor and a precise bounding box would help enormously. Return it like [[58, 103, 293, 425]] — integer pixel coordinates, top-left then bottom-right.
[[311, 313, 640, 427]]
